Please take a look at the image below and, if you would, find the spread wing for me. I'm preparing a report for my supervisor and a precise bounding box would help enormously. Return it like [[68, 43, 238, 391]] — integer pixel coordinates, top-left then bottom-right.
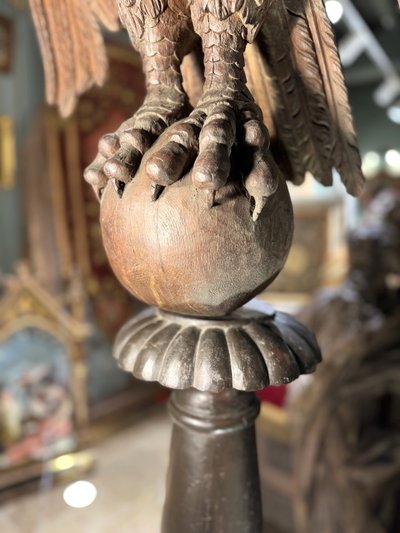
[[29, 0, 119, 117], [245, 0, 364, 196]]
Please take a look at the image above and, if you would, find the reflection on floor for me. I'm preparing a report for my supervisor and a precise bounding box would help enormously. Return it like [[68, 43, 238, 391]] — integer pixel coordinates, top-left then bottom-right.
[[0, 404, 284, 533], [0, 408, 171, 533]]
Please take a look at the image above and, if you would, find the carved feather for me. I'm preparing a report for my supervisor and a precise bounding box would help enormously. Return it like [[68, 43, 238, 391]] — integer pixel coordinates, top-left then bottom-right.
[[29, 0, 119, 117], [248, 0, 332, 185], [246, 0, 364, 195], [304, 0, 364, 195], [117, 0, 169, 42], [88, 0, 120, 30], [246, 25, 308, 184], [199, 0, 267, 42], [245, 39, 302, 182], [29, 0, 57, 106], [287, 0, 334, 185]]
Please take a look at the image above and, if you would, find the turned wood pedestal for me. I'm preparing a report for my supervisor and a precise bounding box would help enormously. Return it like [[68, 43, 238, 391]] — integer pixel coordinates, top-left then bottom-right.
[[162, 389, 262, 533], [114, 307, 321, 532]]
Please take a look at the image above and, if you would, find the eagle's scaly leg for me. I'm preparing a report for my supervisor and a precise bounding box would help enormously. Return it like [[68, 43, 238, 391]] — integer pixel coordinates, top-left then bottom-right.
[[146, 3, 279, 218], [84, 6, 194, 199]]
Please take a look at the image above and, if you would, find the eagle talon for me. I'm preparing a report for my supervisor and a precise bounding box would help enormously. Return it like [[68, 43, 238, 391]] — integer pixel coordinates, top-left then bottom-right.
[[250, 196, 268, 222], [84, 91, 188, 201], [151, 184, 164, 201], [206, 190, 216, 209], [113, 179, 126, 198]]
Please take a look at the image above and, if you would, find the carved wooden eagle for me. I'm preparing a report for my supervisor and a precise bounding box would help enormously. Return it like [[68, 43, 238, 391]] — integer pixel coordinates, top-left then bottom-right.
[[29, 0, 364, 210]]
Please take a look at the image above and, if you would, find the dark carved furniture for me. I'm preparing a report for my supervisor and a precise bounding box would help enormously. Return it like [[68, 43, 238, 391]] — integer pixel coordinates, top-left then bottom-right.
[[294, 189, 400, 533]]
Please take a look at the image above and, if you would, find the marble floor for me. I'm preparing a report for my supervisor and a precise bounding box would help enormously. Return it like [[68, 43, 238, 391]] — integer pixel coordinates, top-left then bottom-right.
[[0, 405, 283, 533], [0, 407, 171, 533]]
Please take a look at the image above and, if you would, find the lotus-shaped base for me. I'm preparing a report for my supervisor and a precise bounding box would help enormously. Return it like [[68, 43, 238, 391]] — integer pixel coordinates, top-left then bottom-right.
[[114, 307, 321, 392]]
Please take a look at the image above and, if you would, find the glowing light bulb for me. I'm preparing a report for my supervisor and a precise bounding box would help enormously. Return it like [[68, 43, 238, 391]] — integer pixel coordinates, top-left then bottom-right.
[[362, 151, 381, 177], [387, 105, 400, 125], [385, 149, 400, 169], [63, 481, 97, 509], [326, 1, 344, 24]]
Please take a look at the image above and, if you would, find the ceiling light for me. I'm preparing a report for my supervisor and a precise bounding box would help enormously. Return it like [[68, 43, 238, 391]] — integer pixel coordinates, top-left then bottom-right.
[[387, 105, 400, 125], [362, 151, 381, 177], [385, 149, 400, 170], [63, 480, 97, 509], [374, 77, 400, 108], [325, 1, 344, 24]]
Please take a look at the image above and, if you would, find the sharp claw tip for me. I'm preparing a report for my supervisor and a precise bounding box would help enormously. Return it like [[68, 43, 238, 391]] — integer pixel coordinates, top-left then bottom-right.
[[206, 190, 216, 209], [96, 187, 104, 201], [250, 196, 267, 222], [113, 178, 126, 198], [151, 184, 164, 201]]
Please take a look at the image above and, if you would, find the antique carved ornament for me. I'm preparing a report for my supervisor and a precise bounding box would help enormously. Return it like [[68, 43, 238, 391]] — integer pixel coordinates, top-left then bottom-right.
[[29, 0, 364, 315]]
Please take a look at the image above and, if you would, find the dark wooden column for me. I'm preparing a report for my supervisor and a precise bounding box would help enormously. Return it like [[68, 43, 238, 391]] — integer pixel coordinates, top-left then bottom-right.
[[162, 389, 262, 533]]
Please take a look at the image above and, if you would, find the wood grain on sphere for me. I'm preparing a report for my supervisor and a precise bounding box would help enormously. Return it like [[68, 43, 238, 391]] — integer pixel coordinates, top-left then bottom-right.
[[100, 162, 293, 317]]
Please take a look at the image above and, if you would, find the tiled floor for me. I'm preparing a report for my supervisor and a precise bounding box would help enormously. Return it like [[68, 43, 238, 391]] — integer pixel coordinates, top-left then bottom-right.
[[0, 408, 171, 533]]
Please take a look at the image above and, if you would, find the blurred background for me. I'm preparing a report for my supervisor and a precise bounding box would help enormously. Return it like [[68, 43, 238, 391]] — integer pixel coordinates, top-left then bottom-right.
[[0, 1, 399, 532]]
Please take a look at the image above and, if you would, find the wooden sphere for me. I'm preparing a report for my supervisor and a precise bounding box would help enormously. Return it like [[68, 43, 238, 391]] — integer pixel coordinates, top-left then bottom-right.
[[100, 166, 293, 317]]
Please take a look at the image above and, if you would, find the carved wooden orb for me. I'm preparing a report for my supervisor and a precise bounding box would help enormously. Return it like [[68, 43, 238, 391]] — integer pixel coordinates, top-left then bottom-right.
[[100, 165, 293, 317]]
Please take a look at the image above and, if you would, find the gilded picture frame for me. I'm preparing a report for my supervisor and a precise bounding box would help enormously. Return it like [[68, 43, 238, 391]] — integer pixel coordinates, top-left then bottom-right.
[[0, 116, 15, 190]]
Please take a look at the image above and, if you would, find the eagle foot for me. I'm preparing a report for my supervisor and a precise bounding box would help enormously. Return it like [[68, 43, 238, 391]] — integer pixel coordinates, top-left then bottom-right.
[[144, 94, 280, 220], [84, 91, 189, 200]]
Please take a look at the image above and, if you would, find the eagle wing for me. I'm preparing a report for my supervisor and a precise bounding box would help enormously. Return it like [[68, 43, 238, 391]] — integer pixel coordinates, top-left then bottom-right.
[[245, 0, 364, 196], [29, 0, 119, 117]]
